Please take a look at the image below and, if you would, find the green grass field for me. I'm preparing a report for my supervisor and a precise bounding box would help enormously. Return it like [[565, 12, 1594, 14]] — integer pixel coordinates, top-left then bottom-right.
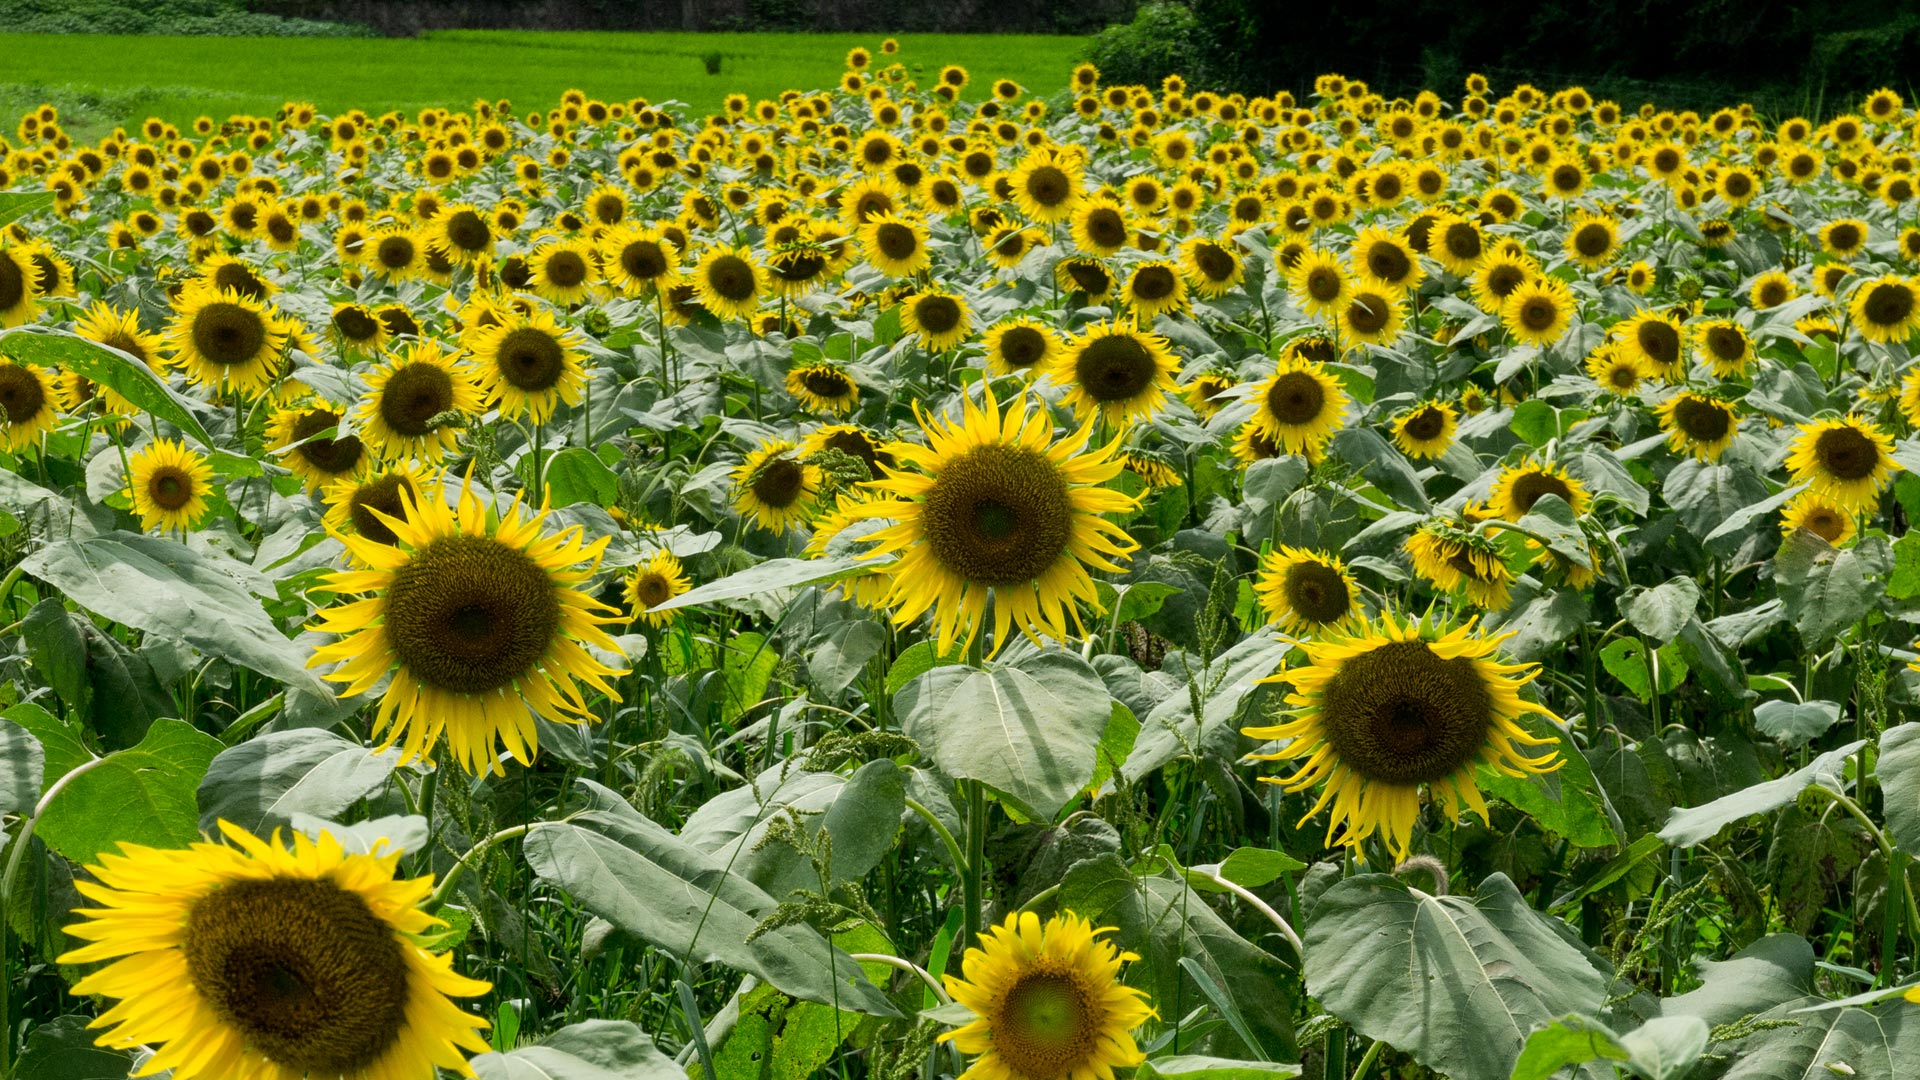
[[0, 30, 1091, 138]]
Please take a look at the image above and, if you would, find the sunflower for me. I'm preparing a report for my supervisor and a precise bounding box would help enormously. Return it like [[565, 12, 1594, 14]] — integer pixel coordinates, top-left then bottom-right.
[[1256, 546, 1359, 633], [1403, 522, 1515, 609], [1070, 200, 1131, 258], [1470, 250, 1537, 314], [787, 362, 860, 415], [526, 238, 597, 305], [1055, 256, 1114, 302], [900, 288, 974, 351], [1054, 319, 1179, 426], [1180, 235, 1244, 298], [596, 223, 681, 297], [1655, 392, 1739, 461], [1122, 259, 1188, 318], [1623, 261, 1656, 295], [983, 318, 1064, 379], [1248, 353, 1347, 453], [1849, 275, 1920, 344], [1500, 276, 1575, 347], [1586, 342, 1648, 395], [268, 404, 368, 492], [805, 489, 894, 609], [366, 224, 426, 283], [627, 548, 691, 627], [1184, 371, 1237, 418], [355, 343, 480, 462], [1784, 416, 1901, 512], [861, 211, 932, 278], [1428, 212, 1486, 275], [733, 440, 824, 535], [58, 821, 491, 1080], [331, 302, 389, 354], [1337, 277, 1405, 348], [1749, 270, 1797, 310], [1008, 150, 1083, 223], [801, 424, 892, 478], [938, 911, 1154, 1080], [1288, 247, 1347, 318], [126, 437, 215, 535], [1693, 319, 1753, 378], [0, 359, 60, 449], [310, 475, 627, 775], [1122, 450, 1182, 488], [466, 307, 587, 424], [165, 284, 289, 395], [428, 203, 495, 264], [1562, 212, 1619, 268], [1818, 219, 1869, 260], [1390, 400, 1457, 459], [856, 383, 1139, 654], [1614, 310, 1687, 380], [1489, 461, 1591, 521], [689, 245, 764, 321], [1243, 610, 1561, 859], [0, 240, 40, 327], [1780, 490, 1857, 546], [1349, 226, 1424, 291], [322, 462, 433, 552]]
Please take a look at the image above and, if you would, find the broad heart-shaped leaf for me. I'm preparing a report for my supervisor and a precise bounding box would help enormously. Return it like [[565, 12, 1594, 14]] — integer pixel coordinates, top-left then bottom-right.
[[1877, 723, 1920, 854], [1719, 994, 1920, 1080], [0, 718, 45, 816], [646, 553, 871, 613], [1772, 531, 1892, 645], [12, 1014, 136, 1080], [1304, 873, 1611, 1080], [1667, 459, 1770, 546], [1652, 934, 1814, 1027], [195, 728, 399, 835], [1623, 577, 1702, 645], [523, 779, 898, 1017], [1658, 740, 1864, 848], [1119, 632, 1292, 785], [22, 531, 334, 698], [470, 1019, 683, 1080], [36, 719, 223, 866], [679, 759, 904, 901], [897, 650, 1111, 819], [1511, 1014, 1709, 1080], [542, 446, 620, 507], [0, 329, 217, 452], [1141, 1057, 1302, 1080], [1330, 426, 1430, 511], [1752, 699, 1843, 746]]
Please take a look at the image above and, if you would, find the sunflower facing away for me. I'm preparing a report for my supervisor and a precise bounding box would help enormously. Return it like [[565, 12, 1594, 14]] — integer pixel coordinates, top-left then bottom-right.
[[355, 341, 484, 462], [938, 911, 1154, 1080], [1053, 319, 1179, 426], [855, 383, 1140, 654], [786, 362, 860, 415], [309, 475, 628, 775], [60, 821, 491, 1080], [1404, 520, 1516, 610], [1255, 546, 1359, 633], [127, 437, 215, 535], [1243, 610, 1563, 859], [627, 548, 691, 626], [1784, 416, 1901, 511]]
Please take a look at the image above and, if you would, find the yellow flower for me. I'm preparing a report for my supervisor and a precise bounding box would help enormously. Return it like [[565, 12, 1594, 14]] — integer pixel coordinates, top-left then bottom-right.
[[732, 439, 824, 535], [1243, 610, 1562, 859], [983, 317, 1064, 378], [1562, 212, 1619, 268], [164, 284, 290, 395], [0, 239, 41, 327], [595, 223, 681, 297], [1288, 247, 1347, 318], [126, 437, 215, 535], [900, 288, 974, 351], [1613, 310, 1687, 380], [1780, 490, 1856, 547], [1122, 259, 1188, 318], [1489, 461, 1592, 521], [628, 548, 691, 626], [1849, 275, 1920, 344], [0, 359, 60, 450], [267, 403, 368, 492], [466, 307, 587, 423], [322, 462, 435, 555], [1656, 392, 1740, 461], [861, 211, 932, 277], [1501, 275, 1575, 347], [525, 237, 597, 305], [1404, 521, 1515, 609], [1390, 400, 1458, 459], [1249, 352, 1347, 453], [355, 340, 484, 462], [1053, 319, 1179, 426], [59, 821, 490, 1080], [939, 911, 1154, 1080], [691, 245, 765, 321], [1008, 149, 1083, 223], [1337, 277, 1405, 347], [1784, 416, 1900, 512], [786, 362, 860, 415], [1180, 235, 1244, 298], [1255, 546, 1359, 632]]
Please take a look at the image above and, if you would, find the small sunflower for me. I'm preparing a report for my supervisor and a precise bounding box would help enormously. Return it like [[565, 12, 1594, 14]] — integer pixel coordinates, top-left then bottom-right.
[[1231, 419, 1287, 464], [1500, 275, 1575, 347], [1054, 319, 1179, 426], [1488, 461, 1592, 521], [691, 245, 764, 321], [1180, 235, 1244, 298], [267, 404, 368, 492], [1070, 200, 1132, 258], [1055, 257, 1114, 302], [165, 284, 289, 395], [1562, 212, 1619, 268], [366, 224, 426, 283], [1122, 259, 1189, 318], [526, 238, 597, 305], [938, 911, 1154, 1080], [126, 437, 215, 535], [1349, 226, 1424, 291], [331, 302, 389, 354], [0, 359, 60, 450], [1849, 274, 1920, 344], [1250, 354, 1347, 453], [1750, 270, 1797, 310], [1390, 400, 1458, 459], [71, 303, 166, 414], [1614, 310, 1687, 380], [787, 362, 860, 415], [1403, 522, 1515, 609], [1784, 416, 1900, 511], [1008, 150, 1083, 223], [1780, 490, 1857, 546], [1656, 392, 1739, 461], [1184, 372, 1237, 418], [596, 223, 681, 297], [428, 203, 495, 264], [1818, 218, 1869, 260], [861, 211, 932, 278], [627, 548, 691, 627], [900, 288, 974, 351], [732, 440, 824, 535], [801, 424, 892, 478], [1428, 213, 1486, 275], [0, 240, 40, 327], [983, 317, 1064, 378], [1692, 319, 1753, 378], [309, 475, 628, 775], [1255, 546, 1359, 632], [1243, 610, 1562, 859], [1337, 277, 1405, 348], [1288, 247, 1348, 318], [466, 308, 587, 423], [855, 383, 1139, 654], [1586, 343, 1648, 396], [58, 821, 491, 1080]]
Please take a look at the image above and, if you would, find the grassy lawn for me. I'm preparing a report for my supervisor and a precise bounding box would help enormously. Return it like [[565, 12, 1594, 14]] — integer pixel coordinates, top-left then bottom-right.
[[0, 30, 1090, 137]]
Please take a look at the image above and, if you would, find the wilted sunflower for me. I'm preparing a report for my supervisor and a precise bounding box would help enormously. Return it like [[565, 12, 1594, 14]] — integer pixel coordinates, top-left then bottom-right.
[[1243, 610, 1562, 859], [983, 317, 1063, 378], [1488, 461, 1591, 521], [0, 240, 39, 327], [1337, 277, 1405, 347], [861, 211, 931, 277], [1403, 522, 1515, 609], [526, 238, 597, 305], [787, 362, 860, 415], [1180, 235, 1244, 298], [900, 288, 974, 351], [0, 359, 60, 450], [596, 223, 681, 297], [1288, 247, 1348, 318], [466, 307, 587, 423], [691, 245, 764, 320], [1614, 310, 1686, 380], [1256, 546, 1359, 632], [1785, 416, 1900, 511], [59, 821, 491, 1080], [355, 341, 483, 462], [1249, 354, 1347, 453], [732, 439, 824, 535], [310, 475, 627, 775], [1390, 400, 1458, 459], [856, 383, 1139, 653], [268, 404, 368, 491], [627, 548, 691, 626], [1693, 319, 1753, 378], [165, 284, 289, 395], [126, 437, 214, 535], [323, 462, 433, 554], [1656, 392, 1739, 461], [1501, 275, 1575, 347], [1054, 319, 1179, 426], [1780, 490, 1857, 546], [938, 911, 1154, 1080], [1122, 259, 1188, 318], [1122, 450, 1182, 488], [1849, 274, 1920, 344]]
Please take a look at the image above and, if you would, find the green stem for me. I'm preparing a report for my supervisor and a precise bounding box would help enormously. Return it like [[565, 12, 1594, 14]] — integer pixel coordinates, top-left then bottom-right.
[[426, 821, 544, 911], [964, 779, 988, 947], [1349, 1039, 1386, 1080]]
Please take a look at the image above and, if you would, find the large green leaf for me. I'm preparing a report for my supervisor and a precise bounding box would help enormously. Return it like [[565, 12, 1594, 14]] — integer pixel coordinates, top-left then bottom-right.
[[195, 728, 398, 835], [1120, 632, 1291, 784], [543, 447, 620, 507], [1720, 996, 1920, 1080], [0, 329, 218, 452], [1304, 873, 1611, 1080], [0, 717, 46, 816], [1654, 934, 1814, 1026], [1511, 1014, 1709, 1080], [22, 531, 334, 698], [897, 651, 1112, 819], [1623, 577, 1702, 645], [12, 1014, 135, 1080], [1667, 460, 1770, 544], [0, 190, 57, 228], [1772, 531, 1892, 645], [36, 719, 223, 866], [1475, 718, 1617, 848], [1142, 1058, 1302, 1080], [680, 760, 904, 901], [1658, 740, 1864, 848], [1878, 723, 1920, 854], [523, 779, 898, 1017], [648, 555, 871, 614], [470, 1019, 684, 1080]]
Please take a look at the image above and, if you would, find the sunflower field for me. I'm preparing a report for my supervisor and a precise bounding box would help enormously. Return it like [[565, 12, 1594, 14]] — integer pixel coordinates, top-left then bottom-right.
[[7, 35, 1920, 1080]]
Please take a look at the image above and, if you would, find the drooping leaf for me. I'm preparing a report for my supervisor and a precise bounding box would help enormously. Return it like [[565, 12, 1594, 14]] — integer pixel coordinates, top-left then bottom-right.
[[0, 329, 218, 453], [1877, 723, 1920, 854], [543, 447, 621, 507], [1752, 700, 1843, 746], [1141, 1058, 1301, 1080], [648, 555, 874, 614], [1772, 531, 1892, 645], [1622, 577, 1702, 645], [195, 728, 399, 835], [1511, 1014, 1709, 1080], [470, 1019, 685, 1080], [1658, 740, 1865, 848], [12, 1014, 136, 1080]]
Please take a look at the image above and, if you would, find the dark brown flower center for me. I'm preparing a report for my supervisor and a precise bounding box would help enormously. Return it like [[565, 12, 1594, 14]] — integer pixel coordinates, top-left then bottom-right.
[[191, 302, 269, 366], [920, 443, 1074, 587], [1815, 426, 1881, 480], [384, 533, 561, 694]]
